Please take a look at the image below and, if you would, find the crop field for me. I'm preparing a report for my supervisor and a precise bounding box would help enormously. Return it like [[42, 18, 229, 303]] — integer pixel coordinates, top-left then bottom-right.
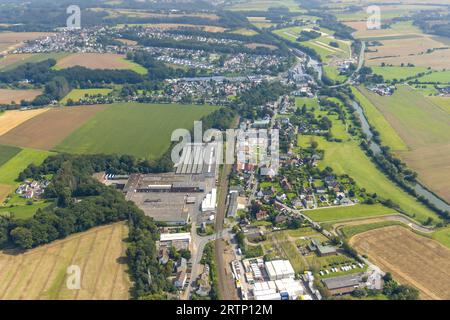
[[0, 89, 43, 104], [230, 28, 259, 36], [305, 204, 397, 223], [351, 87, 407, 151], [344, 21, 423, 40], [0, 54, 33, 70], [298, 135, 438, 224], [0, 105, 108, 151], [350, 226, 450, 300], [365, 36, 450, 69], [0, 148, 52, 185], [0, 222, 130, 300], [61, 89, 113, 104], [427, 97, 450, 114], [359, 85, 450, 202], [225, 0, 302, 12], [116, 23, 227, 33], [0, 145, 21, 167], [54, 53, 147, 74], [0, 52, 69, 71], [0, 108, 49, 136], [0, 32, 51, 54], [370, 66, 429, 82], [55, 103, 218, 159]]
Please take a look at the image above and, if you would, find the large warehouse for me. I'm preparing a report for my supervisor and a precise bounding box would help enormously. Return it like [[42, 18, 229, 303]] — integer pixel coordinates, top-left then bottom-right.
[[265, 260, 296, 281]]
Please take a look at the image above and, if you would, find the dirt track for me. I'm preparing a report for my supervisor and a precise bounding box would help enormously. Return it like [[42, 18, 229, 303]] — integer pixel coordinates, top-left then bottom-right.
[[350, 226, 450, 300]]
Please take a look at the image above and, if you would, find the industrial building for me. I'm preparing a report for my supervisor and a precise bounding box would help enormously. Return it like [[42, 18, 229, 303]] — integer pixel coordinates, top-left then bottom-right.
[[322, 273, 364, 295], [174, 143, 219, 177], [265, 260, 296, 281], [253, 278, 304, 300], [124, 173, 213, 225], [201, 188, 217, 212], [159, 232, 191, 251], [226, 191, 238, 218], [308, 239, 337, 257]]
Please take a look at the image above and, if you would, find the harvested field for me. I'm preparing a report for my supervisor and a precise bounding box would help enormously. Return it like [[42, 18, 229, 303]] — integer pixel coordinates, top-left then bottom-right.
[[54, 53, 145, 73], [0, 89, 43, 104], [0, 105, 107, 150], [397, 143, 450, 203], [0, 32, 51, 54], [0, 108, 49, 136], [0, 222, 130, 300], [0, 54, 33, 70], [245, 42, 277, 50], [365, 36, 450, 69], [350, 226, 450, 300]]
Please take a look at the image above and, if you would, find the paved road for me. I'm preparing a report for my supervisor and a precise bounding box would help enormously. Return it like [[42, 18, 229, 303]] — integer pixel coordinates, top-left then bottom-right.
[[182, 228, 229, 300], [332, 214, 434, 237]]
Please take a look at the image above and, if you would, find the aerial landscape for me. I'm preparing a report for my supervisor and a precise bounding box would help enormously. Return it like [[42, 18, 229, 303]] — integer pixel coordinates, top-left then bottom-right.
[[0, 0, 449, 305]]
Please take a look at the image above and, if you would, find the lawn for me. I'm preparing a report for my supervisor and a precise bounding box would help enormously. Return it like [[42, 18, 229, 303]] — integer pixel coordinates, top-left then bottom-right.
[[352, 87, 407, 151], [55, 103, 219, 159], [305, 204, 396, 223], [0, 148, 52, 185], [60, 88, 114, 104], [0, 144, 21, 167], [371, 66, 429, 81], [295, 97, 319, 109], [298, 135, 438, 224], [0, 201, 50, 219]]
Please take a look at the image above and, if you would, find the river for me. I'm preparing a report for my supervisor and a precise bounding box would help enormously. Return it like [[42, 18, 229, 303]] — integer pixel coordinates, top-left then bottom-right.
[[351, 101, 450, 212]]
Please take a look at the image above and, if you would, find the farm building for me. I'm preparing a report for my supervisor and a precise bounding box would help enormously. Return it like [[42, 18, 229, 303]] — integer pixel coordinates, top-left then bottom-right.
[[322, 273, 364, 295]]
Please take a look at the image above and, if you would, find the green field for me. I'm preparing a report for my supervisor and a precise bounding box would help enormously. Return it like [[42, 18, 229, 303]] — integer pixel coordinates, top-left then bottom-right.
[[305, 204, 396, 223], [60, 88, 114, 104], [298, 135, 438, 224], [417, 70, 450, 84], [55, 103, 219, 159], [371, 66, 429, 81], [358, 85, 450, 148], [0, 148, 52, 185], [229, 28, 259, 36], [352, 87, 407, 151], [428, 97, 450, 114], [119, 57, 148, 75], [0, 145, 21, 167], [0, 52, 69, 71], [340, 221, 404, 239], [432, 227, 450, 249], [0, 201, 50, 219], [295, 97, 319, 109], [323, 65, 347, 83]]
